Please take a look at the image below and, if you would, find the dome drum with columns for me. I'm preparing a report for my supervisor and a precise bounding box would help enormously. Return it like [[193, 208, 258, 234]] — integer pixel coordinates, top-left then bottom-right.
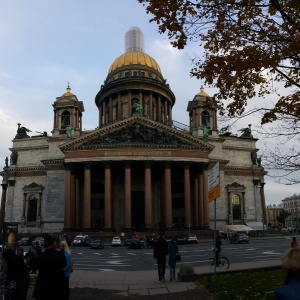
[[0, 27, 266, 235]]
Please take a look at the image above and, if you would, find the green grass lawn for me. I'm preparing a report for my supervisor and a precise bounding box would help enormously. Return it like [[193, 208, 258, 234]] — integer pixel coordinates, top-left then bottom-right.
[[198, 267, 286, 300]]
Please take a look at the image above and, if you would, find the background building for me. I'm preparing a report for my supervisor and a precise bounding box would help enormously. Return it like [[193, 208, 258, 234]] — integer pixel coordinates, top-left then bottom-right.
[[0, 28, 266, 234], [282, 194, 300, 230], [266, 204, 283, 228]]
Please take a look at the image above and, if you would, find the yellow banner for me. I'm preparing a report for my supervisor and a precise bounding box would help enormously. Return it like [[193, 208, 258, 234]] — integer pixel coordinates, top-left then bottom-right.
[[208, 185, 220, 202]]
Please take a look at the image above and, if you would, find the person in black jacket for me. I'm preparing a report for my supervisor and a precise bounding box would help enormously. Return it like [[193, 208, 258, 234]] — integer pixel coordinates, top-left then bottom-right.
[[215, 235, 222, 264], [32, 235, 66, 300], [153, 232, 169, 281], [2, 248, 30, 300]]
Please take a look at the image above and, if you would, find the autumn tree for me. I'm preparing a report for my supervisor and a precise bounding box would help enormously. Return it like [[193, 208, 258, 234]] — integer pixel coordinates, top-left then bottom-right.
[[138, 0, 300, 124], [139, 0, 300, 183]]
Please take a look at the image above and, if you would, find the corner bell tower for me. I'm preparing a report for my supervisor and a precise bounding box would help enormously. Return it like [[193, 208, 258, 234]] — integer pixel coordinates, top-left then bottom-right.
[[52, 84, 84, 137]]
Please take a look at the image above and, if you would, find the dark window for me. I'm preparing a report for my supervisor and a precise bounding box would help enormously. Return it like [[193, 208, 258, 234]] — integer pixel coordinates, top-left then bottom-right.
[[27, 195, 37, 222], [201, 111, 210, 128], [61, 111, 70, 129]]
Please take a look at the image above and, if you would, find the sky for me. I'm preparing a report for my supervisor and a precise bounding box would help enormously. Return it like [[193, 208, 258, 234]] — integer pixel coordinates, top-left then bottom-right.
[[0, 0, 299, 206]]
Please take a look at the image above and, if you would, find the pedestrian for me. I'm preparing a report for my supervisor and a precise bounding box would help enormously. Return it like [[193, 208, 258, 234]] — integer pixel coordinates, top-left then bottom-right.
[[2, 248, 30, 300], [32, 235, 67, 300], [274, 247, 300, 299], [153, 232, 169, 282], [60, 240, 72, 300], [168, 238, 178, 281], [291, 237, 298, 248]]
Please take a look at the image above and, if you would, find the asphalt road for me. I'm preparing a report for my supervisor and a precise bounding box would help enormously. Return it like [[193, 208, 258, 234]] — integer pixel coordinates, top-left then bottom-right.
[[22, 237, 291, 272]]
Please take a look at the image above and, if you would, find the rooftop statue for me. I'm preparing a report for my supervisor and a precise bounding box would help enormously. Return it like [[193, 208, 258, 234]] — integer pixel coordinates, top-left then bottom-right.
[[239, 124, 253, 138], [202, 125, 209, 139], [66, 126, 73, 139], [15, 123, 31, 139], [132, 102, 143, 114]]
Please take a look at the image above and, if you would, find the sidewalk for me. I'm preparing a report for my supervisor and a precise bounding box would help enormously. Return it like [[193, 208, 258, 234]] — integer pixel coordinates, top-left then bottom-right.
[[61, 260, 282, 297]]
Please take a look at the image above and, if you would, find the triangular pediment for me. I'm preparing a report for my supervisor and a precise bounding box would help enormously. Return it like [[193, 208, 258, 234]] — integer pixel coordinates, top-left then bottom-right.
[[59, 116, 214, 152]]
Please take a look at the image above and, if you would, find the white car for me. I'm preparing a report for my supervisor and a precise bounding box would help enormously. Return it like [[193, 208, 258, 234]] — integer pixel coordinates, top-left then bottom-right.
[[186, 234, 198, 244], [112, 236, 122, 247]]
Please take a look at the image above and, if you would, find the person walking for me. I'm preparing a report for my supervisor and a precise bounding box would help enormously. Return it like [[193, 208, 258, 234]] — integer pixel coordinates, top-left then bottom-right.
[[60, 241, 72, 300], [291, 237, 298, 248], [32, 235, 66, 300], [168, 238, 178, 281], [2, 248, 30, 300], [153, 232, 169, 282]]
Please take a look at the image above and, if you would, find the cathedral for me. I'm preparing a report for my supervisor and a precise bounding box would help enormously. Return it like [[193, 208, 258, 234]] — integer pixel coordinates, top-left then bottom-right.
[[0, 27, 266, 234]]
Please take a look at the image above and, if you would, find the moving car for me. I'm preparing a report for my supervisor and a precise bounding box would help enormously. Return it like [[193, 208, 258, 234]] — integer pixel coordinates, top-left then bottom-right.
[[175, 236, 187, 245], [186, 234, 198, 244], [112, 236, 122, 247], [89, 239, 104, 249], [230, 233, 249, 244], [73, 235, 92, 246], [129, 237, 142, 249], [18, 237, 34, 246]]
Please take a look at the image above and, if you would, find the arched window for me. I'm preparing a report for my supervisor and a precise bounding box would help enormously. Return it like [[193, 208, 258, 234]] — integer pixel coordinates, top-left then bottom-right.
[[61, 110, 70, 129], [27, 195, 38, 222], [201, 111, 210, 128], [231, 194, 241, 220]]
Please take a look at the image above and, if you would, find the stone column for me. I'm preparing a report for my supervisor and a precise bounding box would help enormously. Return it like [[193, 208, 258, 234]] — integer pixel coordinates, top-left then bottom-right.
[[103, 101, 106, 125], [193, 177, 199, 227], [124, 162, 132, 230], [164, 162, 172, 229], [70, 172, 76, 230], [83, 162, 91, 231], [184, 163, 191, 229], [22, 193, 27, 217], [168, 103, 172, 123], [104, 162, 112, 230], [144, 162, 152, 230], [164, 100, 168, 122], [75, 177, 80, 230], [260, 183, 267, 226], [149, 92, 153, 119], [64, 163, 72, 231], [109, 96, 113, 122], [118, 92, 121, 120], [0, 183, 8, 230], [198, 172, 204, 228], [36, 192, 42, 228], [99, 104, 102, 127], [139, 90, 143, 111], [158, 96, 162, 122], [202, 164, 209, 228]]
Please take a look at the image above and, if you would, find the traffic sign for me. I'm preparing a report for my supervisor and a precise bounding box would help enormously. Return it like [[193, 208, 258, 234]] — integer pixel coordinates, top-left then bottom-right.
[[208, 162, 220, 202]]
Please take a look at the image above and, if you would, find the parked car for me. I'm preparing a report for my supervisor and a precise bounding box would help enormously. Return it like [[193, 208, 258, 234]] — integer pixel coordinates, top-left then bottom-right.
[[175, 236, 187, 245], [123, 236, 131, 247], [73, 235, 92, 246], [230, 233, 249, 244], [33, 237, 44, 246], [18, 237, 34, 246], [112, 236, 122, 247], [89, 239, 104, 249], [129, 237, 142, 249], [186, 234, 198, 244]]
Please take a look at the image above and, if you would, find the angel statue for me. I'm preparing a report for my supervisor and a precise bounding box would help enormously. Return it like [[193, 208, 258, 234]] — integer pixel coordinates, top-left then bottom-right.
[[202, 125, 210, 139], [132, 102, 143, 114], [238, 124, 253, 138]]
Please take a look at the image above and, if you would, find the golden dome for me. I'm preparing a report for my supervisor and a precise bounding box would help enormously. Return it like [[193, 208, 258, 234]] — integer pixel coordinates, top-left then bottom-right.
[[108, 51, 162, 74], [62, 83, 74, 97], [197, 86, 209, 97]]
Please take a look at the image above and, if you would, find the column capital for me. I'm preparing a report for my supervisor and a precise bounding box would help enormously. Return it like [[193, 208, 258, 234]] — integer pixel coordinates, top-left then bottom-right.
[[83, 162, 92, 169], [144, 161, 152, 168], [1, 184, 7, 191], [104, 161, 112, 168], [124, 161, 132, 168], [164, 161, 172, 168], [64, 162, 72, 171]]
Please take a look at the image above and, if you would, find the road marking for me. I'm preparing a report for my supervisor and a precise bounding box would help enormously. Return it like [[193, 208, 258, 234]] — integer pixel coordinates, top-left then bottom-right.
[[94, 253, 102, 255], [263, 251, 281, 255], [98, 269, 115, 271]]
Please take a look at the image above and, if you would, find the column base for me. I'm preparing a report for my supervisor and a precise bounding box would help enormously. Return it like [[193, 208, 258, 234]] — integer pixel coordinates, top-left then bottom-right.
[[62, 228, 74, 232], [144, 227, 154, 232], [122, 228, 133, 232], [81, 228, 92, 232]]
